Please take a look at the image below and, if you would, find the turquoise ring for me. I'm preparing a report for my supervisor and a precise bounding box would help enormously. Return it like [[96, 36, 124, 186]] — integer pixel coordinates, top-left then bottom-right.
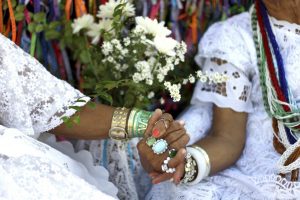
[[152, 139, 168, 154]]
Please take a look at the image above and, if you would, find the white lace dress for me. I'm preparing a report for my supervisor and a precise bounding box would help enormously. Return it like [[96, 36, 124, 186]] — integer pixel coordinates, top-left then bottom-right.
[[0, 33, 118, 199], [146, 12, 300, 200]]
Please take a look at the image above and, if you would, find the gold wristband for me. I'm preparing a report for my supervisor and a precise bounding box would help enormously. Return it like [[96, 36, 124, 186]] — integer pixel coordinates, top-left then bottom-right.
[[109, 107, 130, 140]]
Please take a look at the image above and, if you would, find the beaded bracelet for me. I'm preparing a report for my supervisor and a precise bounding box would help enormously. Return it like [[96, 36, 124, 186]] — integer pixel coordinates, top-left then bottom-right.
[[184, 146, 211, 185], [180, 152, 198, 184]]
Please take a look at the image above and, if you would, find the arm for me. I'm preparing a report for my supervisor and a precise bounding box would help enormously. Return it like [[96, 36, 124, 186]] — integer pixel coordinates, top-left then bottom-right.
[[194, 105, 248, 174], [52, 104, 115, 140]]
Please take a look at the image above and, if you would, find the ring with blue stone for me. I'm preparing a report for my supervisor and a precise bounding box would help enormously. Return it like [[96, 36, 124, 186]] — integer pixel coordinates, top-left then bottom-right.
[[152, 139, 168, 155]]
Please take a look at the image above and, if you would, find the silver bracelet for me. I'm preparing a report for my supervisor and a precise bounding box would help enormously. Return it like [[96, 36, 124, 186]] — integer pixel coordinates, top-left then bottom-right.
[[180, 153, 197, 184]]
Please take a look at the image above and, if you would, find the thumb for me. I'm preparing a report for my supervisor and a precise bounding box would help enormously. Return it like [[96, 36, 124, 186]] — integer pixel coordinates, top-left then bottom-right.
[[144, 109, 162, 137]]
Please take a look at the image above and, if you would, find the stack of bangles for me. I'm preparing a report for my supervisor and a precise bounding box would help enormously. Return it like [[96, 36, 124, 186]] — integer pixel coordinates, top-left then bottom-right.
[[180, 146, 211, 185], [108, 108, 211, 185], [108, 107, 152, 140]]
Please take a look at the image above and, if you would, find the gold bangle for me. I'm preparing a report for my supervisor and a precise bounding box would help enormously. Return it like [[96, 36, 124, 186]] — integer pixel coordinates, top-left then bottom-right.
[[108, 107, 130, 140]]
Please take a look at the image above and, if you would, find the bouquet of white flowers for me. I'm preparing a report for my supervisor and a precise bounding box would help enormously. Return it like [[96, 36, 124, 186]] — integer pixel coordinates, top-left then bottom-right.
[[70, 0, 226, 108]]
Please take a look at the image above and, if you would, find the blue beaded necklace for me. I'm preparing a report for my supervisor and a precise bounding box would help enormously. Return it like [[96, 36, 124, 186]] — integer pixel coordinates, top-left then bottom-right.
[[258, 0, 290, 103]]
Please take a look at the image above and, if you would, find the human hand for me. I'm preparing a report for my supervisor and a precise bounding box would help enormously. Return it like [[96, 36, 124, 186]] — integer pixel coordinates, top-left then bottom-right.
[[137, 111, 189, 184]]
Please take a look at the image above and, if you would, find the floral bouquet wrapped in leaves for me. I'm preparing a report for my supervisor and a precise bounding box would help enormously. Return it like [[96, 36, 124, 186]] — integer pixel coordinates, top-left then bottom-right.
[[70, 0, 226, 108]]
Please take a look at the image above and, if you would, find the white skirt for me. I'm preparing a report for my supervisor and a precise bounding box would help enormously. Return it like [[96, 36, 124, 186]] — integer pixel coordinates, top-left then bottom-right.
[[0, 125, 118, 200]]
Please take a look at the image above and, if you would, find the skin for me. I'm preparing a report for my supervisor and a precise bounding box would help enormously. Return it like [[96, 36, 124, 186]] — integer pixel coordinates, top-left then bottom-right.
[[150, 0, 300, 184], [52, 105, 189, 172], [263, 0, 300, 24]]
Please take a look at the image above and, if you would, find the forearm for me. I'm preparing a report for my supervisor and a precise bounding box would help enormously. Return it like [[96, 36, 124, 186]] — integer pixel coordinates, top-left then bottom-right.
[[194, 132, 245, 175], [192, 106, 247, 175], [52, 104, 115, 140]]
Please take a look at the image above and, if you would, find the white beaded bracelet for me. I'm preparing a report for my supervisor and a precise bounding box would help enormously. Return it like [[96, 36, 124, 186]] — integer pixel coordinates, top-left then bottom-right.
[[186, 146, 211, 185]]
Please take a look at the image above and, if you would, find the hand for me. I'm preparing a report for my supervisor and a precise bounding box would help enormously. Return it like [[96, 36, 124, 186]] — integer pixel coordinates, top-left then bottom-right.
[[137, 110, 189, 184]]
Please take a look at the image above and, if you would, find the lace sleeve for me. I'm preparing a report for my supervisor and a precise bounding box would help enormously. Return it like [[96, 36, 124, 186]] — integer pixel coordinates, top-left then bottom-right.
[[0, 34, 89, 138], [192, 58, 253, 113], [194, 12, 256, 74]]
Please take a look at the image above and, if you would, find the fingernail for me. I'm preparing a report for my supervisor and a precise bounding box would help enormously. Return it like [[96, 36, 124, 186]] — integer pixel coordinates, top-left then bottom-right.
[[178, 120, 185, 125], [152, 128, 160, 138]]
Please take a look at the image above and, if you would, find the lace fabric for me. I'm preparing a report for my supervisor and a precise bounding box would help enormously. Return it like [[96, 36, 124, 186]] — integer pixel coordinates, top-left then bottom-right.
[[147, 12, 300, 199], [0, 33, 118, 199], [76, 138, 152, 200]]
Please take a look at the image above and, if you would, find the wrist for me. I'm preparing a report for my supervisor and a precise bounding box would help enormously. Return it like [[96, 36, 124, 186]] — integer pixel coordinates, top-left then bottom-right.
[[109, 107, 152, 140], [181, 146, 211, 185]]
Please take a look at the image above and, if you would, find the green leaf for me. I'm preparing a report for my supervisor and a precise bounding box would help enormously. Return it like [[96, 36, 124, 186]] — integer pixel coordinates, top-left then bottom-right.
[[79, 50, 91, 64], [28, 23, 36, 33], [75, 99, 88, 103], [87, 101, 96, 109], [14, 13, 25, 21], [16, 5, 25, 12], [45, 30, 61, 40], [11, 0, 17, 7], [61, 116, 70, 123], [96, 81, 119, 90], [33, 12, 46, 23], [35, 24, 44, 33], [69, 106, 81, 111], [49, 21, 61, 29], [72, 116, 81, 124], [97, 92, 113, 105]]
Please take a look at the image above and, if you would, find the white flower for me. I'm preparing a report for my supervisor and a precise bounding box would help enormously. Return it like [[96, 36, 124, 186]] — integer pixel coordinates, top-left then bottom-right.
[[199, 76, 208, 83], [147, 91, 155, 99], [102, 41, 113, 55], [72, 14, 94, 34], [189, 75, 195, 84], [86, 23, 102, 44], [182, 79, 188, 85], [132, 73, 142, 83], [135, 17, 171, 37], [107, 56, 114, 62], [196, 70, 203, 78], [100, 19, 113, 31], [123, 37, 131, 46], [153, 36, 177, 56], [146, 79, 153, 85], [157, 74, 165, 82], [160, 97, 165, 105], [164, 81, 181, 102], [97, 0, 135, 19], [111, 39, 122, 50], [132, 61, 153, 84]]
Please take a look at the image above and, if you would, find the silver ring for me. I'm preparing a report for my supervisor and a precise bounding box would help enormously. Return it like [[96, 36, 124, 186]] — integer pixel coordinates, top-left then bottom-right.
[[161, 156, 176, 173], [154, 118, 170, 129], [152, 139, 168, 154]]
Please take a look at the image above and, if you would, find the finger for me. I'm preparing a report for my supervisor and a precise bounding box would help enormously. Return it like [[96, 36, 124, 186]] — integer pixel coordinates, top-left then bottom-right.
[[164, 129, 186, 145], [177, 120, 185, 126], [149, 172, 160, 179], [169, 134, 190, 150], [168, 148, 187, 168], [152, 173, 173, 184], [144, 109, 162, 137], [151, 113, 173, 138], [164, 121, 184, 134], [173, 162, 185, 185]]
